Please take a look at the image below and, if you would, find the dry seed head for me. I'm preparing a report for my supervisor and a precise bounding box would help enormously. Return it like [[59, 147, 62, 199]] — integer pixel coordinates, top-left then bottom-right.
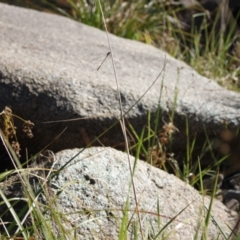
[[11, 141, 21, 158], [162, 122, 179, 135], [148, 121, 179, 170], [159, 122, 179, 146], [0, 106, 16, 140], [0, 106, 34, 159], [22, 120, 34, 138]]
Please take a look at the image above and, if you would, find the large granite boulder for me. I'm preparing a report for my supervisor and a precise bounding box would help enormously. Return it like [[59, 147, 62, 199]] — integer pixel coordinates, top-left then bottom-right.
[[0, 147, 237, 239], [0, 3, 240, 156], [49, 147, 239, 239]]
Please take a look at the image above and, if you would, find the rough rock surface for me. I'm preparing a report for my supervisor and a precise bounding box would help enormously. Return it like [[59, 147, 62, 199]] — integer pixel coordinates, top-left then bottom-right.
[[2, 147, 237, 239], [45, 147, 236, 239], [1, 3, 240, 155]]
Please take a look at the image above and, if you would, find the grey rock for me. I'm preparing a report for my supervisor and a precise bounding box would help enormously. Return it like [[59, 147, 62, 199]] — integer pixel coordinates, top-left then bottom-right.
[[202, 174, 224, 191], [225, 199, 239, 212], [0, 3, 240, 154], [48, 147, 236, 239], [223, 190, 240, 204], [1, 147, 237, 239]]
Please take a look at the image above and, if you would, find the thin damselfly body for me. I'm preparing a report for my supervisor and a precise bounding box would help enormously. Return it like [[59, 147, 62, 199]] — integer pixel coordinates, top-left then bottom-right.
[[97, 51, 111, 70]]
